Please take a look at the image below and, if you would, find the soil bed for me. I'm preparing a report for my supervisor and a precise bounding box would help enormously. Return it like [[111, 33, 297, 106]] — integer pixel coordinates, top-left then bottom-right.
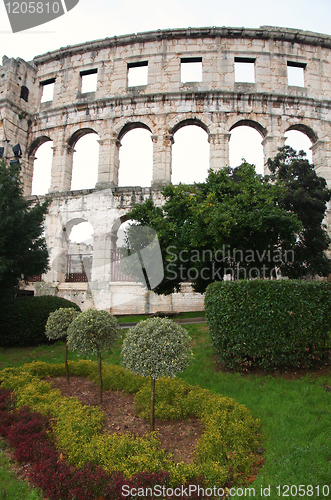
[[49, 376, 204, 464]]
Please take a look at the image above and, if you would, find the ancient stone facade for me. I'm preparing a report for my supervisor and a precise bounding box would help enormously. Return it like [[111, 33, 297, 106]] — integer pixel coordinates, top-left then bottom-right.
[[1, 26, 331, 312]]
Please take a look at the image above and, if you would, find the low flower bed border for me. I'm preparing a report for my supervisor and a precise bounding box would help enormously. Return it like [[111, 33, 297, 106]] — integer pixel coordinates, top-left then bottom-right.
[[0, 361, 262, 498]]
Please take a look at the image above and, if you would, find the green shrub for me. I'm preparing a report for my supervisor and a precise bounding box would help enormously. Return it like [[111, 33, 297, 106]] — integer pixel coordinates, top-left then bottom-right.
[[67, 309, 119, 403], [0, 296, 81, 348], [45, 308, 80, 383], [205, 279, 331, 370], [121, 317, 193, 431]]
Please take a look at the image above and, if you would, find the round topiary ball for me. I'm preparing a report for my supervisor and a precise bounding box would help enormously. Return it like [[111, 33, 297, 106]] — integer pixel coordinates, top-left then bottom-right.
[[45, 307, 80, 341], [121, 316, 193, 379], [67, 309, 118, 355]]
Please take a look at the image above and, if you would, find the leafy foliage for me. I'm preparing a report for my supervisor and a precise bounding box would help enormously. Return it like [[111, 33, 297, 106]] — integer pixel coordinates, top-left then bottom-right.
[[45, 307, 80, 384], [0, 159, 49, 298], [121, 317, 193, 379], [205, 279, 331, 370], [0, 296, 81, 347], [267, 146, 331, 278], [67, 309, 119, 402], [127, 163, 301, 294], [0, 361, 261, 491], [45, 307, 80, 340], [67, 309, 118, 355]]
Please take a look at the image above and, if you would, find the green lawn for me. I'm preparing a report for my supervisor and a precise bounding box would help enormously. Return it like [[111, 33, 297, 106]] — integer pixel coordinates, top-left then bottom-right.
[[0, 442, 43, 500], [0, 323, 330, 500]]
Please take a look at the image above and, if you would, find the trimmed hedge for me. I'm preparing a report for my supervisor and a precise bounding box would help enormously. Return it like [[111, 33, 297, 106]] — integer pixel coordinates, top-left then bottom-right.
[[205, 280, 331, 370], [0, 296, 81, 348]]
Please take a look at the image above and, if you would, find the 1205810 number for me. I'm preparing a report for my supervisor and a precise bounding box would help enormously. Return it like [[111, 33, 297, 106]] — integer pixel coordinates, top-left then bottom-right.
[[276, 485, 330, 497], [5, 2, 60, 14]]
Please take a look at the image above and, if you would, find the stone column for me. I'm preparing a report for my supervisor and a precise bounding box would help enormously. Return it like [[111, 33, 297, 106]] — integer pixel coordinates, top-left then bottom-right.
[[311, 138, 331, 187], [262, 135, 286, 175], [49, 143, 74, 192], [151, 133, 173, 186], [209, 132, 231, 170], [22, 154, 35, 195], [96, 136, 121, 189]]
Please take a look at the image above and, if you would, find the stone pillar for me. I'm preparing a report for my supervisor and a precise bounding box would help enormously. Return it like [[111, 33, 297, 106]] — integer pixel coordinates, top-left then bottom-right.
[[151, 133, 173, 186], [311, 138, 331, 187], [49, 143, 74, 192], [209, 133, 231, 170], [262, 135, 286, 175], [22, 154, 35, 195], [96, 136, 121, 189]]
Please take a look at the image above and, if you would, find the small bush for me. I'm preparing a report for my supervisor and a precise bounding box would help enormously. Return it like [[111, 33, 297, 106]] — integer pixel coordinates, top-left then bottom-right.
[[205, 279, 331, 370], [0, 296, 81, 347], [67, 309, 119, 403]]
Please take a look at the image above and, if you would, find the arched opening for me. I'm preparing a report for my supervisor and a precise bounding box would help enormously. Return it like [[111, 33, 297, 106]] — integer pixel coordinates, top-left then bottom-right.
[[172, 124, 209, 184], [71, 131, 99, 191], [118, 127, 153, 187], [111, 218, 137, 282], [284, 128, 313, 163], [65, 220, 94, 282], [229, 123, 264, 175], [31, 139, 53, 195]]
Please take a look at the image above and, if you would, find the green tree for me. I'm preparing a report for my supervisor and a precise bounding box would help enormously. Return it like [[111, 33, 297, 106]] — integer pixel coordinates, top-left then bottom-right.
[[121, 317, 192, 432], [0, 159, 49, 298], [267, 146, 331, 278], [127, 162, 301, 294], [67, 309, 119, 403], [45, 307, 80, 383]]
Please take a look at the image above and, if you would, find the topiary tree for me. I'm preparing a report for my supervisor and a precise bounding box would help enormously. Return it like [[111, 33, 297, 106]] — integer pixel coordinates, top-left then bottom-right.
[[121, 317, 193, 432], [45, 307, 80, 384], [67, 309, 119, 403]]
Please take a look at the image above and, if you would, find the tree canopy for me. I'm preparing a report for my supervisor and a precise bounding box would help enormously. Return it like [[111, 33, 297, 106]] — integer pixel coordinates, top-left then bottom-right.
[[127, 160, 302, 294], [0, 159, 49, 298], [266, 146, 331, 278], [126, 149, 331, 294]]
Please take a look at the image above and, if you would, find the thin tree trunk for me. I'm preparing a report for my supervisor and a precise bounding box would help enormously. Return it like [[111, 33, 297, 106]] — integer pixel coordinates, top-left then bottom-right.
[[65, 343, 70, 384], [98, 350, 103, 404], [150, 376, 155, 432]]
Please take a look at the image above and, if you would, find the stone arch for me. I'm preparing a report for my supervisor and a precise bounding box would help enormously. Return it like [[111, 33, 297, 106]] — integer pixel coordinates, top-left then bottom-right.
[[28, 135, 53, 195], [171, 120, 210, 184], [285, 124, 318, 144], [28, 135, 52, 157], [68, 127, 98, 148], [64, 218, 94, 283], [117, 121, 153, 141], [228, 119, 266, 174], [68, 128, 100, 190], [118, 122, 153, 187], [170, 117, 210, 136], [229, 119, 267, 138]]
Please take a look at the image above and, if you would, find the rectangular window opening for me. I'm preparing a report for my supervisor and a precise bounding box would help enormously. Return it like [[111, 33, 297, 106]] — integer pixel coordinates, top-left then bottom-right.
[[287, 62, 306, 87], [181, 57, 202, 83], [80, 69, 98, 93], [234, 57, 255, 83], [40, 78, 55, 103], [127, 61, 148, 87]]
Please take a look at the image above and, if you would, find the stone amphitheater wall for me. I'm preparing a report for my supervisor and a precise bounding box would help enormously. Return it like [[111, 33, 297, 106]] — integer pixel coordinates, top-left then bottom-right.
[[1, 26, 331, 312]]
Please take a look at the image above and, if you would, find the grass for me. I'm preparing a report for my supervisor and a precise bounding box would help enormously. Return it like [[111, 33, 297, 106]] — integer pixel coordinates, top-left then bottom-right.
[[115, 310, 205, 323], [0, 442, 43, 500], [0, 323, 330, 500]]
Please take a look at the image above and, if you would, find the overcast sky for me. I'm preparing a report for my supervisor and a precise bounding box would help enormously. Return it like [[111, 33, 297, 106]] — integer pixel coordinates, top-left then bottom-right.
[[1, 0, 330, 241]]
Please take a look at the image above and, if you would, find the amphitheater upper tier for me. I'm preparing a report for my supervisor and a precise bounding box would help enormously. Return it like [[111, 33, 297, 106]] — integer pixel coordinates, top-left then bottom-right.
[[1, 25, 331, 192]]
